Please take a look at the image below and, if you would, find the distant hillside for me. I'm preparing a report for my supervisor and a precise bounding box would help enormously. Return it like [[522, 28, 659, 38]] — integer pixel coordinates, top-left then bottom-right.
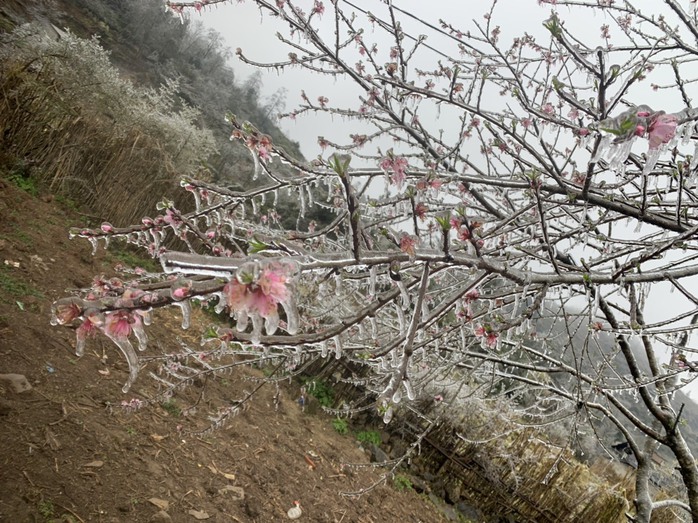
[[0, 0, 334, 229], [4, 0, 302, 177]]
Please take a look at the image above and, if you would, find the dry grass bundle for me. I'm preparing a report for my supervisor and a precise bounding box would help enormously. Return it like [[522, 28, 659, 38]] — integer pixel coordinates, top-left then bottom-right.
[[0, 25, 216, 225]]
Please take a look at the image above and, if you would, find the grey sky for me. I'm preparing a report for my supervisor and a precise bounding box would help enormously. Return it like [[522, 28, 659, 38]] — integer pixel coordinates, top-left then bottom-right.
[[197, 1, 563, 155]]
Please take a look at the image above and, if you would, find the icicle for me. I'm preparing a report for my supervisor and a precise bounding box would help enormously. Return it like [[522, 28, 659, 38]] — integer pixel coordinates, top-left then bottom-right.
[[397, 279, 410, 307], [403, 378, 416, 401], [141, 309, 152, 326], [104, 332, 140, 393], [132, 315, 148, 351], [321, 340, 328, 358], [265, 309, 280, 336], [211, 293, 225, 314], [642, 147, 661, 177], [369, 266, 377, 297], [250, 313, 263, 345], [88, 237, 98, 256], [251, 150, 261, 181], [75, 332, 87, 357], [281, 298, 299, 335], [335, 271, 343, 292], [690, 142, 698, 172], [306, 185, 314, 209], [608, 139, 634, 173], [682, 121, 694, 145], [396, 305, 406, 335], [173, 300, 191, 329], [392, 388, 403, 404], [252, 198, 259, 216], [299, 187, 306, 218], [150, 230, 161, 254], [590, 134, 613, 163], [334, 335, 343, 359], [370, 316, 378, 339], [273, 189, 279, 208], [236, 310, 249, 332], [382, 406, 394, 424], [593, 289, 600, 318]]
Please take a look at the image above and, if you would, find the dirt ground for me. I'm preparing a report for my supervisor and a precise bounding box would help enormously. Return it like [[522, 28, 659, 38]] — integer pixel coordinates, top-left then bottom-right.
[[0, 178, 450, 522]]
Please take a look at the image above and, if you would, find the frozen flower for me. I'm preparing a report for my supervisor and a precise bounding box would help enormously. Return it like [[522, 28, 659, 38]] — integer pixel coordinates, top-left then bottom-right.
[[75, 309, 102, 356], [312, 0, 324, 15], [52, 298, 83, 325], [399, 234, 418, 259], [255, 267, 290, 315], [457, 225, 471, 241], [647, 113, 678, 149], [258, 146, 271, 162], [104, 310, 133, 339], [475, 324, 498, 347], [414, 202, 428, 220], [170, 278, 192, 301], [224, 261, 295, 320], [379, 152, 409, 189], [464, 289, 480, 303], [162, 209, 181, 226]]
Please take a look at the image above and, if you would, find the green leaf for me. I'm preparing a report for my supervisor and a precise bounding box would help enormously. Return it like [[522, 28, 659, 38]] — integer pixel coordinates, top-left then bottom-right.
[[435, 215, 451, 231], [248, 238, 269, 254]]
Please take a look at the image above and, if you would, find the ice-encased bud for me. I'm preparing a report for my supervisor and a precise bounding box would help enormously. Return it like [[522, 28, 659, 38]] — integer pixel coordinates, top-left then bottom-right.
[[51, 297, 84, 325]]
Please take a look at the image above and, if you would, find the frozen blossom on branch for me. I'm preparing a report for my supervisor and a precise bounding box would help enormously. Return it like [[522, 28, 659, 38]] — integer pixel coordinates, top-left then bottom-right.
[[379, 150, 409, 189], [590, 105, 684, 174], [223, 259, 299, 343]]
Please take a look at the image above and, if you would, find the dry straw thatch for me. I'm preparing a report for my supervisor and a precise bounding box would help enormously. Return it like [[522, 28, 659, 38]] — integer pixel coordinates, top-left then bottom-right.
[[0, 25, 216, 226]]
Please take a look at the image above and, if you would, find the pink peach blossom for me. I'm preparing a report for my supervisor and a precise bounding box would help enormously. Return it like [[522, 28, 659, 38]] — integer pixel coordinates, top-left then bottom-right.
[[104, 311, 133, 339], [399, 234, 418, 258], [224, 262, 293, 320], [648, 113, 678, 149]]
